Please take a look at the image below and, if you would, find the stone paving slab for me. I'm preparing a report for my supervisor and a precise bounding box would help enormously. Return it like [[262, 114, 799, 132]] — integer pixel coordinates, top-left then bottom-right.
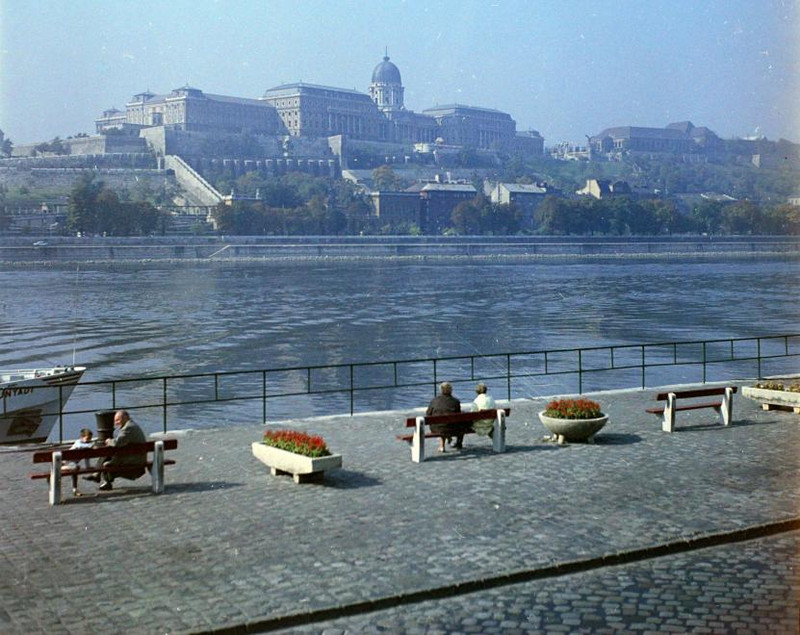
[[1, 384, 798, 633]]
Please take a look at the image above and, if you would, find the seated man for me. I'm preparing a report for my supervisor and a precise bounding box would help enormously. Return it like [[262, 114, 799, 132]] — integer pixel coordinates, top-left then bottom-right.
[[97, 409, 147, 491]]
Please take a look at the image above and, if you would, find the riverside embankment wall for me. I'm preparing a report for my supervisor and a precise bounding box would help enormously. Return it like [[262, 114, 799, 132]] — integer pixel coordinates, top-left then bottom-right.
[[3, 236, 799, 263]]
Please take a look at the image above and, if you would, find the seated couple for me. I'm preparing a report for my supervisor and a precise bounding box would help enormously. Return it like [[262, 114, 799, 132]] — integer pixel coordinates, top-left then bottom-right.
[[425, 381, 496, 452]]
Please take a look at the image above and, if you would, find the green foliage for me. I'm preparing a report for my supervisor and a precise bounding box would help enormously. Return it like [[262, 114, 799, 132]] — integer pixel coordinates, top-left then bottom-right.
[[66, 173, 164, 236], [33, 136, 69, 156], [372, 165, 408, 191], [0, 136, 12, 157]]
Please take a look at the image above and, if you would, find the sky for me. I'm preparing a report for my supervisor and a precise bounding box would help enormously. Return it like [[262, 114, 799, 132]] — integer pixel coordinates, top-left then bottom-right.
[[1, 0, 798, 146]]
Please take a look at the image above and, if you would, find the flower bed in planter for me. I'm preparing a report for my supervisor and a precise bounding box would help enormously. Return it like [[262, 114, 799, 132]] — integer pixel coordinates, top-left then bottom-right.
[[538, 397, 608, 444], [252, 430, 342, 483], [742, 380, 800, 414]]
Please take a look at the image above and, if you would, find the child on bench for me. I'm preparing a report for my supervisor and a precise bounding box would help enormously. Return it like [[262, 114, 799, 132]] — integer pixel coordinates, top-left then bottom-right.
[[68, 428, 95, 496]]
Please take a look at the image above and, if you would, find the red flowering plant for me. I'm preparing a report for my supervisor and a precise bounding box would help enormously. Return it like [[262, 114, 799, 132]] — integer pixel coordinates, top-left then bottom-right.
[[543, 397, 603, 420], [262, 430, 331, 458]]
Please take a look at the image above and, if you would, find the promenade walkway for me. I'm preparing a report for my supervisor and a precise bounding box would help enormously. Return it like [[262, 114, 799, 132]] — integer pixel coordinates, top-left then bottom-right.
[[1, 384, 798, 633]]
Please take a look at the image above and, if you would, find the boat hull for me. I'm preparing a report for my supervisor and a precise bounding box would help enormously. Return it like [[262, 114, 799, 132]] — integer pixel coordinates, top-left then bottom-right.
[[0, 367, 85, 445]]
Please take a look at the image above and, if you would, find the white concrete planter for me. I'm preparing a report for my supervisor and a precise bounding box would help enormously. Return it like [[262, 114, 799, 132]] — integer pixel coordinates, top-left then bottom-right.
[[251, 442, 342, 483], [538, 411, 608, 444], [742, 386, 800, 414]]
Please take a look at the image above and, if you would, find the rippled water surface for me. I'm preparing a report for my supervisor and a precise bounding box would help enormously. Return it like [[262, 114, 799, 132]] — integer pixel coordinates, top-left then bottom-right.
[[4, 257, 798, 373], [3, 255, 799, 434]]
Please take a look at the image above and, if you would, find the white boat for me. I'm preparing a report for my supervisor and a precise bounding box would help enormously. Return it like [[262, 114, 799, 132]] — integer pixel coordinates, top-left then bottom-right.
[[0, 366, 86, 444]]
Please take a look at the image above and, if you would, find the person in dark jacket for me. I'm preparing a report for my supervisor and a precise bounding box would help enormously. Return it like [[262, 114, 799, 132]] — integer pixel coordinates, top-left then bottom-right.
[[426, 382, 461, 452], [97, 409, 147, 491]]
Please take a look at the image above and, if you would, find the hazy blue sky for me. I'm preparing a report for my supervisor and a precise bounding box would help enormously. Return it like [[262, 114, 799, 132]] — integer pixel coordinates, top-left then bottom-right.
[[1, 0, 797, 145]]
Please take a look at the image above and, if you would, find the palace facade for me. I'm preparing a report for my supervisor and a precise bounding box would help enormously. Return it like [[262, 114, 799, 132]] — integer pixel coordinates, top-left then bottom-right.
[[96, 55, 542, 154]]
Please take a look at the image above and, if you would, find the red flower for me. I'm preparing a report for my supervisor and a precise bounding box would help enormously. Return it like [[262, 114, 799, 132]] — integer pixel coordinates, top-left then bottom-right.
[[543, 398, 603, 420], [262, 429, 331, 457]]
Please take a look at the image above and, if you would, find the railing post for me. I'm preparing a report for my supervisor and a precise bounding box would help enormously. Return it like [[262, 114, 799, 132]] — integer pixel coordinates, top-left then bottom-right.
[[432, 359, 438, 393], [262, 370, 267, 424], [578, 349, 583, 394], [214, 374, 219, 400], [507, 354, 511, 401], [702, 341, 707, 383], [162, 377, 168, 434], [641, 346, 646, 389], [349, 365, 354, 415], [111, 381, 116, 409], [57, 384, 64, 444], [757, 338, 762, 378]]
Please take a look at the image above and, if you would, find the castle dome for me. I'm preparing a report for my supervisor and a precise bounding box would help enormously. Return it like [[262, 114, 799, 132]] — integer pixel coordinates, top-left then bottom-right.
[[372, 55, 402, 85]]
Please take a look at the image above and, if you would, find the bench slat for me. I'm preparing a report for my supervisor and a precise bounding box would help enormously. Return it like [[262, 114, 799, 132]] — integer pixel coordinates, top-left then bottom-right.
[[404, 408, 510, 428], [32, 438, 178, 464], [648, 401, 722, 414], [653, 386, 737, 401]]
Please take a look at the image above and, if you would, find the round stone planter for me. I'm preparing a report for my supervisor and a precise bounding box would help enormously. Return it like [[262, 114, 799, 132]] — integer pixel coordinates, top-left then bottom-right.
[[251, 442, 342, 483], [538, 411, 608, 444]]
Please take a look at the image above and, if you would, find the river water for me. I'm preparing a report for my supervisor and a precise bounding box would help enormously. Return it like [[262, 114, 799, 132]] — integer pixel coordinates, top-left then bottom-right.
[[3, 252, 799, 436]]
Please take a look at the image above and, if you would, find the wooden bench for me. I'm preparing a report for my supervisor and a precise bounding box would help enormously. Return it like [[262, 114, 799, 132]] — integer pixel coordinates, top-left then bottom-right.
[[30, 439, 178, 505], [646, 386, 737, 433], [398, 408, 510, 463]]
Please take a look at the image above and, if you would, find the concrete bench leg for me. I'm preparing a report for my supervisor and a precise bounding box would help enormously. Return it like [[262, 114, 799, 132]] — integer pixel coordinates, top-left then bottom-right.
[[721, 387, 734, 426], [493, 411, 506, 453], [412, 417, 425, 463], [49, 452, 62, 506], [662, 393, 676, 433], [152, 440, 165, 494]]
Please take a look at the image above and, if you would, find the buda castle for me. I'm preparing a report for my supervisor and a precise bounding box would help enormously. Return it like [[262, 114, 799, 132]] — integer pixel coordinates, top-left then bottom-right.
[[94, 54, 543, 157]]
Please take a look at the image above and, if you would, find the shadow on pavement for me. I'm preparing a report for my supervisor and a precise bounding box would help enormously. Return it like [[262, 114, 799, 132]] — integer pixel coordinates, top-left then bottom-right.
[[594, 433, 643, 445], [673, 418, 780, 433], [324, 470, 383, 489], [61, 480, 243, 504]]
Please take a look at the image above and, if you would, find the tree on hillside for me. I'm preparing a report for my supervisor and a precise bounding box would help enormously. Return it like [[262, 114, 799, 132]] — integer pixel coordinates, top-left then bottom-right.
[[372, 165, 407, 191], [67, 173, 104, 234], [720, 200, 762, 234], [67, 173, 163, 235], [0, 132, 12, 157], [535, 196, 573, 235]]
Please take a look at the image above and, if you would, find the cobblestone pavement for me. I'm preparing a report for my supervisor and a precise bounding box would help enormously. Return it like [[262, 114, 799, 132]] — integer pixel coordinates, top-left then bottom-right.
[[1, 383, 798, 634], [289, 531, 800, 634]]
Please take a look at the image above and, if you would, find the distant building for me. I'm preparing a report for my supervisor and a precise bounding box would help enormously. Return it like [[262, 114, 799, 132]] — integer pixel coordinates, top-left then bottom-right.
[[576, 179, 631, 199], [489, 182, 548, 227], [788, 193, 800, 207], [97, 86, 283, 135], [418, 182, 477, 234], [369, 190, 421, 226], [589, 125, 695, 156], [587, 120, 800, 164]]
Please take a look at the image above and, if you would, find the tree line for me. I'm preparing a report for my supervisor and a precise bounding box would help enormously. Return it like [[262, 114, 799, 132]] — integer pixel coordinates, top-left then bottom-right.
[[531, 196, 800, 236], [67, 174, 166, 236], [58, 169, 800, 237]]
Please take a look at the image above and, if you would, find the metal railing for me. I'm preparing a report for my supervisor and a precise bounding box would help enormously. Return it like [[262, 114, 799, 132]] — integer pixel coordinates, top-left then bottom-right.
[[13, 333, 795, 443]]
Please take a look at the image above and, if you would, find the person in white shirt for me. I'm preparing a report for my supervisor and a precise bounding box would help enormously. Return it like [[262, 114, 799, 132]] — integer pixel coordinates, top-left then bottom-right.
[[471, 382, 497, 437], [69, 428, 95, 496]]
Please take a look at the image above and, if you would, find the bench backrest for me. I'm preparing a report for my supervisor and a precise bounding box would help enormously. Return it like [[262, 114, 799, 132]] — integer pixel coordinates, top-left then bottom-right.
[[653, 386, 737, 401], [32, 438, 178, 464], [405, 408, 511, 428]]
